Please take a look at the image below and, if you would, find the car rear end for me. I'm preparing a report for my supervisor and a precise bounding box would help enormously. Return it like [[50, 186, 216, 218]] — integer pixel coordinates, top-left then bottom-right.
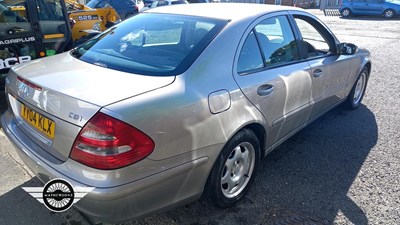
[[0, 61, 202, 222], [0, 10, 231, 222]]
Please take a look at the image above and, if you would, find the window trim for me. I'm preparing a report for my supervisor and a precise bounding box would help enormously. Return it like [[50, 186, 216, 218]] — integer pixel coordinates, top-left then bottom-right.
[[288, 11, 340, 61], [73, 14, 228, 76], [236, 13, 303, 76]]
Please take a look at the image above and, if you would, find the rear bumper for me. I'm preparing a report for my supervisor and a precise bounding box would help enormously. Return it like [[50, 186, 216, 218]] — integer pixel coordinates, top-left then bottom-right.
[[1, 110, 210, 223]]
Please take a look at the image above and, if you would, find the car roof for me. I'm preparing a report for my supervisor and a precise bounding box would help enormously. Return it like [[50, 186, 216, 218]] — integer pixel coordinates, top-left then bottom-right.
[[144, 3, 306, 21]]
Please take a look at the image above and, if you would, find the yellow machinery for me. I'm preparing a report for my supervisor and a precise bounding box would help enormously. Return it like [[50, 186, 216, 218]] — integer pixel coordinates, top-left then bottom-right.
[[0, 0, 121, 83], [65, 0, 120, 41], [5, 0, 121, 42]]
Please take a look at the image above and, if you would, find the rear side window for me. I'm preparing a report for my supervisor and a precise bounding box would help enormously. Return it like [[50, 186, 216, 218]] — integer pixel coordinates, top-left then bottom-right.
[[72, 13, 227, 76], [254, 16, 299, 67], [237, 31, 264, 73]]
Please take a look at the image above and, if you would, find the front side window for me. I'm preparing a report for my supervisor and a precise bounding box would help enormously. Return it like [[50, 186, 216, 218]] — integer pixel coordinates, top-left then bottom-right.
[[37, 0, 66, 21], [0, 0, 31, 36], [294, 16, 333, 58], [72, 13, 227, 76]]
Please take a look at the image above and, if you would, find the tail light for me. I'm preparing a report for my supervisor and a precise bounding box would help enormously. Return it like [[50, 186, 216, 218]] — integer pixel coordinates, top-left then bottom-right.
[[70, 112, 154, 170]]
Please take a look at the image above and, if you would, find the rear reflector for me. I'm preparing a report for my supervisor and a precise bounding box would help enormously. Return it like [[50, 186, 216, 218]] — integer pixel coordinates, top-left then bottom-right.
[[17, 76, 42, 91], [70, 112, 154, 170]]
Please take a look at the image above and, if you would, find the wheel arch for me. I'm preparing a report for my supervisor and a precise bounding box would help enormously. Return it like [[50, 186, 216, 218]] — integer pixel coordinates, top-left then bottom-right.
[[384, 8, 396, 13], [241, 123, 267, 158], [364, 61, 372, 78], [202, 122, 267, 187], [200, 122, 266, 206]]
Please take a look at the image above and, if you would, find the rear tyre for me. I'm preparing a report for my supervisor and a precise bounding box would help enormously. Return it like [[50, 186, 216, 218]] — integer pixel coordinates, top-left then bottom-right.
[[344, 67, 368, 110], [341, 8, 352, 17], [202, 129, 260, 208], [384, 9, 395, 19]]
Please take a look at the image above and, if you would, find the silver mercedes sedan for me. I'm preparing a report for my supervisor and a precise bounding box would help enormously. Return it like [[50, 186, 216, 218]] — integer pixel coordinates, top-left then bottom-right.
[[1, 3, 370, 223]]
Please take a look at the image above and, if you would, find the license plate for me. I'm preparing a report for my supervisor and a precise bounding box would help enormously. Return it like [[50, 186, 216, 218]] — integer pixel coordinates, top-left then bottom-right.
[[20, 104, 55, 139]]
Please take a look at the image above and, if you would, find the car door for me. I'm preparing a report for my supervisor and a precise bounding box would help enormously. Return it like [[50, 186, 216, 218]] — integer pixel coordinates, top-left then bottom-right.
[[350, 0, 368, 14], [366, 0, 384, 15], [234, 13, 313, 143], [291, 13, 351, 119], [35, 0, 71, 55]]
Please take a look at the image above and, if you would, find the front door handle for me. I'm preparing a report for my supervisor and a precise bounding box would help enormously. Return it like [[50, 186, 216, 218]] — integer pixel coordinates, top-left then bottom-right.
[[313, 69, 323, 77], [257, 84, 274, 96]]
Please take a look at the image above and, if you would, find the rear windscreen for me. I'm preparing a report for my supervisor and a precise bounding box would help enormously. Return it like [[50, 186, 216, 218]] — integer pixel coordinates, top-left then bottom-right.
[[71, 13, 227, 76]]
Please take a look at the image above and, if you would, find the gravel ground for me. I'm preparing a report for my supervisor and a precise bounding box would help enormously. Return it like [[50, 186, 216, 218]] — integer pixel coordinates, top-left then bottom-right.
[[0, 10, 399, 225]]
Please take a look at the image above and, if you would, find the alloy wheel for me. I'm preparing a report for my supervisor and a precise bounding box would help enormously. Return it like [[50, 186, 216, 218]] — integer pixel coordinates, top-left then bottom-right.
[[353, 71, 367, 105], [221, 142, 255, 198]]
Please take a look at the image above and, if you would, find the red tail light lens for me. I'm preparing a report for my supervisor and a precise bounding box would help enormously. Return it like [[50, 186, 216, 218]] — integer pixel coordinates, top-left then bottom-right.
[[70, 112, 155, 170]]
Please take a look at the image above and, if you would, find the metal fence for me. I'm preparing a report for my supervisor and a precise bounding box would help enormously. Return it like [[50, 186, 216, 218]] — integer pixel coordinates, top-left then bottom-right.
[[319, 0, 341, 16]]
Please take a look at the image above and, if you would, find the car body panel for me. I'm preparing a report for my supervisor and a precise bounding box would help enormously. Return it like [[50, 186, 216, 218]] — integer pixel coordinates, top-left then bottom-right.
[[232, 11, 313, 146], [307, 55, 351, 119], [0, 4, 371, 223], [4, 69, 100, 161], [4, 53, 175, 161], [9, 53, 176, 108]]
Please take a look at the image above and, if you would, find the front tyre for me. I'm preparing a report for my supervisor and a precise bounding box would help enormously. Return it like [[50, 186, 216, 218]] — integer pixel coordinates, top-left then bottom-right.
[[341, 8, 352, 17], [202, 129, 260, 208], [384, 9, 395, 19], [345, 67, 369, 109]]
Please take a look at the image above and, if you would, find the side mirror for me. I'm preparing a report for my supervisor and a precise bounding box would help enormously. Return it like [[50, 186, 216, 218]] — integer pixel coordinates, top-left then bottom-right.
[[338, 43, 358, 55]]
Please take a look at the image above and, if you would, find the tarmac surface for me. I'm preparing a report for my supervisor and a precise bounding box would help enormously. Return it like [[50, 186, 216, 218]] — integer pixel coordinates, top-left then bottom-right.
[[0, 9, 399, 225]]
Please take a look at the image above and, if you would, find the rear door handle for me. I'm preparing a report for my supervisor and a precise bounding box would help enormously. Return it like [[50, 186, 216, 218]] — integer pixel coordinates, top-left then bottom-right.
[[257, 84, 274, 96], [313, 69, 323, 77]]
